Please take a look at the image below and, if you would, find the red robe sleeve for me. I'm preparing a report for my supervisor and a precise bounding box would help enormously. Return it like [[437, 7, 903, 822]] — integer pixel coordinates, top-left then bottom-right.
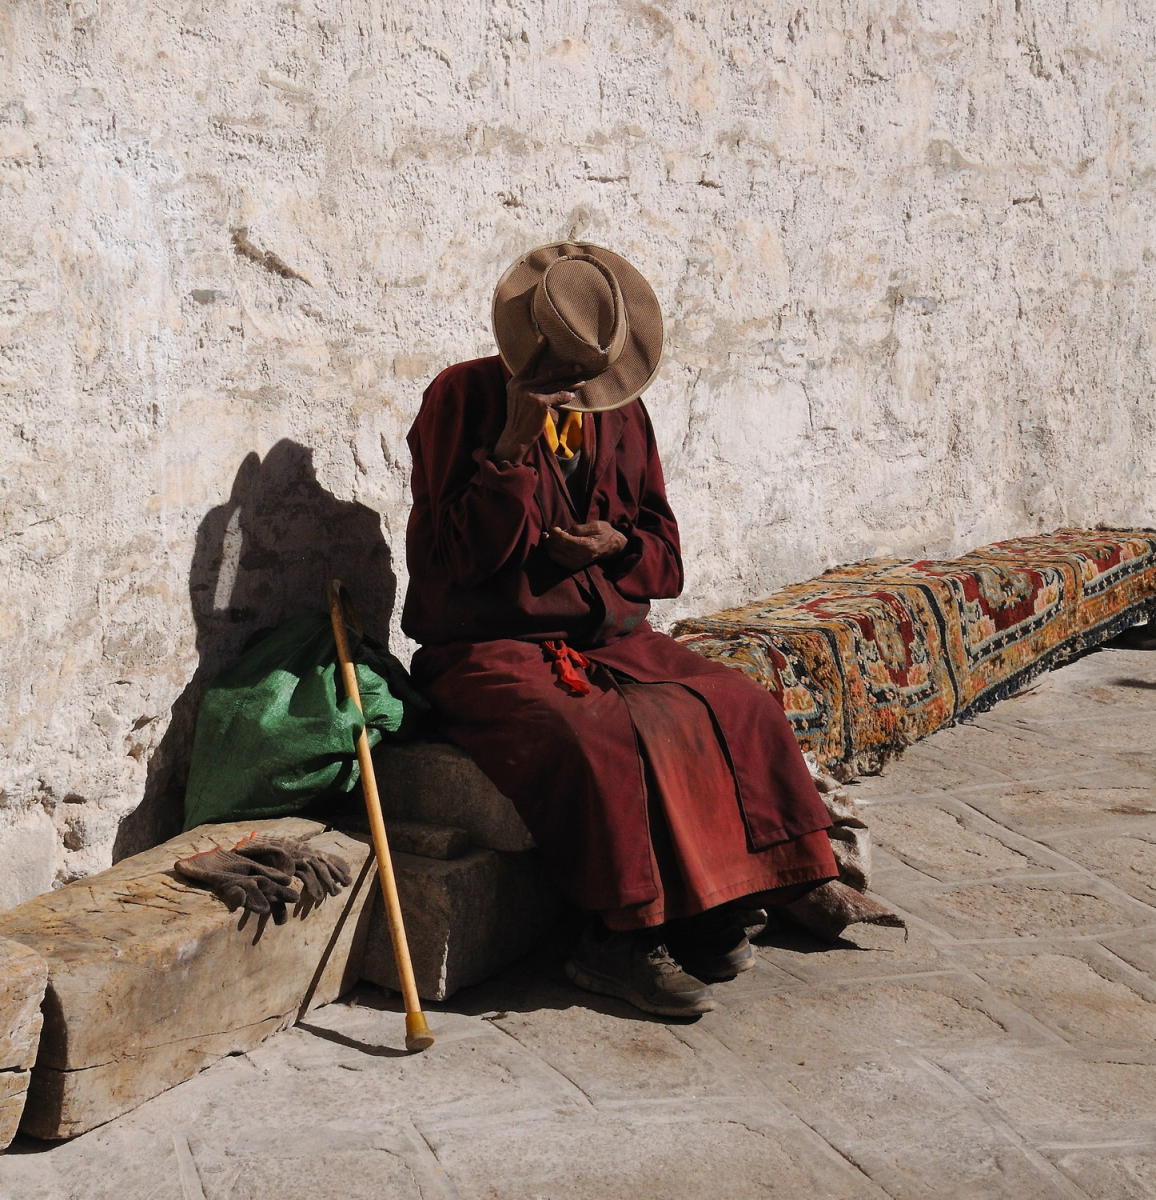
[[600, 400, 684, 603], [407, 361, 545, 587]]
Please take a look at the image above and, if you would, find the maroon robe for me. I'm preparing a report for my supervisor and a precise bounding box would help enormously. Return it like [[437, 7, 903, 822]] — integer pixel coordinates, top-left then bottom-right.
[[402, 356, 831, 913]]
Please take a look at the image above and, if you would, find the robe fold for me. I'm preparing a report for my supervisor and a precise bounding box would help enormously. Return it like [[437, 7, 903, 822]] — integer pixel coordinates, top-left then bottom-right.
[[402, 356, 833, 914]]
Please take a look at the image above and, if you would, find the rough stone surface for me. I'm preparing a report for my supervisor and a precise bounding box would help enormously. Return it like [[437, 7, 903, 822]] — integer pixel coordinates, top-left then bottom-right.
[[2, 0, 1154, 898], [375, 742, 536, 853], [2, 646, 1155, 1193], [0, 819, 376, 1139], [962, 946, 1156, 1046], [384, 819, 471, 861], [901, 876, 1151, 940], [359, 848, 558, 1002], [0, 938, 47, 1151], [334, 809, 473, 860], [0, 938, 47, 1073], [866, 799, 1043, 880]]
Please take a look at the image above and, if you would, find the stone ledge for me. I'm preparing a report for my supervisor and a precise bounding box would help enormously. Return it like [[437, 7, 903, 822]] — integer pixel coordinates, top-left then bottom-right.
[[374, 741, 535, 853], [0, 819, 376, 1140]]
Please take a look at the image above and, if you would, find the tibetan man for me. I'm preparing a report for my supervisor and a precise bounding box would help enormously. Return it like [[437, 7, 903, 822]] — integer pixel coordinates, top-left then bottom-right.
[[402, 242, 851, 1017]]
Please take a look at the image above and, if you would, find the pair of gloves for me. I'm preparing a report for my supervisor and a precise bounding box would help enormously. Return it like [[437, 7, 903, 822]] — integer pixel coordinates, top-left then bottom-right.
[[174, 833, 352, 924]]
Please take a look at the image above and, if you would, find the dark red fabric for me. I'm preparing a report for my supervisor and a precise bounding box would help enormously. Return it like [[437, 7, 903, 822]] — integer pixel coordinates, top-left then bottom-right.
[[403, 356, 832, 912], [603, 682, 837, 930]]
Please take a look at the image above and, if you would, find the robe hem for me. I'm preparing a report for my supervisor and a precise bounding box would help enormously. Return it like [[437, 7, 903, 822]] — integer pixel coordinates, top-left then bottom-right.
[[601, 862, 839, 930]]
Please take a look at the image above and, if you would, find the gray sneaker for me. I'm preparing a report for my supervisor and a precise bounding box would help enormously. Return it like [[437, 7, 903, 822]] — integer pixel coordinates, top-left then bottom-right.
[[565, 927, 717, 1017], [666, 907, 756, 982]]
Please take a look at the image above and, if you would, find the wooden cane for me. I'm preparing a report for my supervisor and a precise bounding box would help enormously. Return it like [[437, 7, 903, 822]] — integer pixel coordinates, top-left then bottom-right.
[[327, 580, 434, 1052]]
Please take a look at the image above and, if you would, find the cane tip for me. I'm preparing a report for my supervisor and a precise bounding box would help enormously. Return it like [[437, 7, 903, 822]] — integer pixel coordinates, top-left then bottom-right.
[[405, 1012, 434, 1053]]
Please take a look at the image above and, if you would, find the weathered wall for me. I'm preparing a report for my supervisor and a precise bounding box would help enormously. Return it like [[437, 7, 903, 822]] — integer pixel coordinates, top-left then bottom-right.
[[1, 0, 1153, 904]]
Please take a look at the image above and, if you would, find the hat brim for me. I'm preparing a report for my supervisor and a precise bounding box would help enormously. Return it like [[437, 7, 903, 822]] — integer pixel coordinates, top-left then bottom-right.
[[491, 242, 664, 412]]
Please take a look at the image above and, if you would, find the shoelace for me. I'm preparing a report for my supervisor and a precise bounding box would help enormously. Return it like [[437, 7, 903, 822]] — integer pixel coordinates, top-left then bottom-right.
[[643, 943, 681, 975]]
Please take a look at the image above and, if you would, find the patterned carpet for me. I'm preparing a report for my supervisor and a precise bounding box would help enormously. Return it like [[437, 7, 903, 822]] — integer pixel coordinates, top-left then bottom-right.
[[674, 528, 1156, 778]]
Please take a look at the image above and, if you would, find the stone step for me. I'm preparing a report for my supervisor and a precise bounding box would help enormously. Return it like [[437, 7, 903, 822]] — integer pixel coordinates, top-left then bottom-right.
[[328, 808, 473, 861], [0, 937, 48, 1150], [373, 741, 535, 853], [0, 818, 376, 1140], [360, 848, 559, 1002]]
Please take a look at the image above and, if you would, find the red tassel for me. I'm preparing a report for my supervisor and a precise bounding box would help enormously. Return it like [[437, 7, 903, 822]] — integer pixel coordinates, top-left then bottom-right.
[[544, 640, 592, 696]]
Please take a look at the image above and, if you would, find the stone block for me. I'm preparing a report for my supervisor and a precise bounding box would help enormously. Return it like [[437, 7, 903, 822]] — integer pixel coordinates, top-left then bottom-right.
[[0, 1070, 32, 1153], [333, 809, 472, 860], [0, 937, 47, 1151], [372, 741, 535, 853], [0, 818, 376, 1140], [387, 819, 471, 860], [360, 849, 558, 1002]]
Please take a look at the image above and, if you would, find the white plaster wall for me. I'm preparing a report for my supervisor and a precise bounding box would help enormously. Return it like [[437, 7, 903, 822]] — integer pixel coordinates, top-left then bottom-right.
[[1, 0, 1153, 902]]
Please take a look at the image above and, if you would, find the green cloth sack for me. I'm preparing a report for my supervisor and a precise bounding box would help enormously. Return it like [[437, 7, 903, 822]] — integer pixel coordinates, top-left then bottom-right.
[[183, 612, 428, 830]]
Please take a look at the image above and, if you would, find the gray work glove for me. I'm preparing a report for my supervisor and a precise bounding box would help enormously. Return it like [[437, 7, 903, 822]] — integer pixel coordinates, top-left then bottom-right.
[[235, 835, 352, 905], [174, 844, 301, 924]]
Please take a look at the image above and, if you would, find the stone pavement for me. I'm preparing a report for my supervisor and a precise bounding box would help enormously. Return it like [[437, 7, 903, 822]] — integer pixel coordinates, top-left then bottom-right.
[[2, 641, 1154, 1199]]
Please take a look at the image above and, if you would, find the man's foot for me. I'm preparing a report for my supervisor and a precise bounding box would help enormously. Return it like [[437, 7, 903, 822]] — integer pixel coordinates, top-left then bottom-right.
[[666, 907, 756, 982], [565, 926, 717, 1017]]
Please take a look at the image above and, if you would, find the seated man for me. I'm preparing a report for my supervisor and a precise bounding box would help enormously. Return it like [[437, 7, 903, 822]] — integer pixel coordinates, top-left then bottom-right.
[[402, 242, 846, 1017]]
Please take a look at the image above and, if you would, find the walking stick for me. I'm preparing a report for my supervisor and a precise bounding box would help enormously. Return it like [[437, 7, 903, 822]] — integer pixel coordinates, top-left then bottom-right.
[[327, 580, 435, 1052]]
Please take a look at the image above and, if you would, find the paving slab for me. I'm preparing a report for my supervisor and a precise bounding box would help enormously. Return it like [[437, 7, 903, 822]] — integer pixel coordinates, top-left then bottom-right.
[[713, 971, 1044, 1066], [864, 797, 1061, 882], [940, 1047, 1156, 1145], [486, 999, 771, 1105], [956, 942, 1156, 1048], [780, 1055, 1084, 1199], [1043, 1147, 1156, 1200], [1040, 829, 1156, 906], [852, 745, 1014, 799], [911, 720, 1111, 781], [961, 779, 1156, 838], [423, 1107, 885, 1200], [897, 874, 1156, 942]]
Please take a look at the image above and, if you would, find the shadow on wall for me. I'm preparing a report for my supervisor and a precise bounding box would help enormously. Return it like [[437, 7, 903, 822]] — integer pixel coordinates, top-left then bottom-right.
[[112, 439, 397, 861]]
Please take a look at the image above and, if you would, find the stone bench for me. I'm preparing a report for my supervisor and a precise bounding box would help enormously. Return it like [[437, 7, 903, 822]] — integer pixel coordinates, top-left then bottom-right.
[[0, 748, 557, 1141], [362, 739, 556, 1000], [373, 740, 536, 853], [0, 817, 376, 1140]]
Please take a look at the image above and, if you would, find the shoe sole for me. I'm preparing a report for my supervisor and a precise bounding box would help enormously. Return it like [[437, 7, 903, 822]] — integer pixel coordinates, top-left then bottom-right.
[[564, 958, 717, 1018]]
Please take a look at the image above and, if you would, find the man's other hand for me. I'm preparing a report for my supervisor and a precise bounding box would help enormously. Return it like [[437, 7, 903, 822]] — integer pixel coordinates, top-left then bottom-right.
[[545, 522, 628, 570], [493, 339, 586, 464]]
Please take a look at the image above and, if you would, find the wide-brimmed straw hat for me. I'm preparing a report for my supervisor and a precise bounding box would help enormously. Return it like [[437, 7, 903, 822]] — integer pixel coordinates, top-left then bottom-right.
[[491, 241, 664, 412]]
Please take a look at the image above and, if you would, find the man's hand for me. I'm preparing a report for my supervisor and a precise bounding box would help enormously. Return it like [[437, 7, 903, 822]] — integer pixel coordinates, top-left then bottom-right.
[[493, 339, 585, 464], [545, 521, 628, 571]]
